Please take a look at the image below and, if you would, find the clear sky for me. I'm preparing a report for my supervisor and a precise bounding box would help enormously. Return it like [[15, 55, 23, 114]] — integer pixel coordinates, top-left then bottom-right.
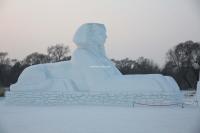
[[0, 0, 200, 66]]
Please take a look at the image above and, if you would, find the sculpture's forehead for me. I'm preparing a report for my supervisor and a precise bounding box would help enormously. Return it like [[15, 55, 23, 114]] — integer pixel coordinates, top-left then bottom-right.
[[80, 23, 106, 33], [73, 23, 106, 47]]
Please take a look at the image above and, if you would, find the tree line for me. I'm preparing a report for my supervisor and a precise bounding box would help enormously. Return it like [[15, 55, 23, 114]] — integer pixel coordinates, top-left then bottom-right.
[[0, 44, 71, 88], [0, 41, 200, 91]]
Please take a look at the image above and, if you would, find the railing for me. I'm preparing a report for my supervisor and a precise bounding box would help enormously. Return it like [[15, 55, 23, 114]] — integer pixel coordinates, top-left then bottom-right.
[[132, 102, 184, 108]]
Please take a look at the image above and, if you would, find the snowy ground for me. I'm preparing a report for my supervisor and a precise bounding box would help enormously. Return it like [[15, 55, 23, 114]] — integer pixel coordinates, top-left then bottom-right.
[[0, 97, 200, 133]]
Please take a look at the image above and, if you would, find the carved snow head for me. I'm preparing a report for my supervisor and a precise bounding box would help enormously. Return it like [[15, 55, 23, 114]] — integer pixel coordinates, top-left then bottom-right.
[[73, 23, 107, 48]]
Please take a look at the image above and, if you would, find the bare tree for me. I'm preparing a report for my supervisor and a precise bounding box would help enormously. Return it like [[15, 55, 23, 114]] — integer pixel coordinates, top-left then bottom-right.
[[164, 40, 200, 90], [47, 44, 70, 62], [23, 52, 50, 65], [112, 57, 160, 75], [112, 58, 135, 74], [0, 52, 10, 65], [134, 57, 160, 74]]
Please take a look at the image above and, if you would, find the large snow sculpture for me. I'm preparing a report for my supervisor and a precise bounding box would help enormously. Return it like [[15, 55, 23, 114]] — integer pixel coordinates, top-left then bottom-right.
[[196, 72, 200, 105], [7, 23, 183, 106]]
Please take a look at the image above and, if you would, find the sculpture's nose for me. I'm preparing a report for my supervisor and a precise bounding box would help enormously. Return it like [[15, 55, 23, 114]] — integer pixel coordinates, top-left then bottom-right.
[[102, 32, 107, 40]]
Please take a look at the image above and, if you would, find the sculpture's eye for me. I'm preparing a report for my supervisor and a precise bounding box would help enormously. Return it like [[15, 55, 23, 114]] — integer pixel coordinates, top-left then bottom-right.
[[95, 29, 106, 39]]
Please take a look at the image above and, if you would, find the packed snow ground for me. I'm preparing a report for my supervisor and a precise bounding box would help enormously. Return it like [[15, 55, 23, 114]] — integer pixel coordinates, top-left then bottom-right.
[[0, 98, 200, 133]]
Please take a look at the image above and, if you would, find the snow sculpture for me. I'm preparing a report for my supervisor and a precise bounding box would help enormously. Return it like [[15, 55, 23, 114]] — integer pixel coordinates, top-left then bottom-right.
[[7, 23, 183, 106], [196, 76, 200, 105], [71, 23, 122, 91]]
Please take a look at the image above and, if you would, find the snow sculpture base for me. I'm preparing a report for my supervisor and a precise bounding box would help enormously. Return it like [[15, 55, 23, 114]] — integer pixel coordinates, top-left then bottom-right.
[[196, 81, 200, 105], [6, 91, 183, 107]]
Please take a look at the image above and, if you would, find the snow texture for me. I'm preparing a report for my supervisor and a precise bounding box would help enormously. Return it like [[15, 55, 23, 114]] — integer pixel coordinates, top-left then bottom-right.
[[6, 23, 183, 106], [0, 101, 200, 133], [197, 81, 200, 104]]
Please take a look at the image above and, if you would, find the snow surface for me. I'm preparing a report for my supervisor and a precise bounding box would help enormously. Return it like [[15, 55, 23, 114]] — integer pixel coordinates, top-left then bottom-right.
[[1, 23, 199, 133], [197, 81, 200, 104], [0, 100, 199, 133]]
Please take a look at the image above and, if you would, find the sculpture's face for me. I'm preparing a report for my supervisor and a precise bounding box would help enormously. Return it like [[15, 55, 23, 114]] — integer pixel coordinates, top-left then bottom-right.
[[73, 23, 107, 48], [92, 25, 107, 46]]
